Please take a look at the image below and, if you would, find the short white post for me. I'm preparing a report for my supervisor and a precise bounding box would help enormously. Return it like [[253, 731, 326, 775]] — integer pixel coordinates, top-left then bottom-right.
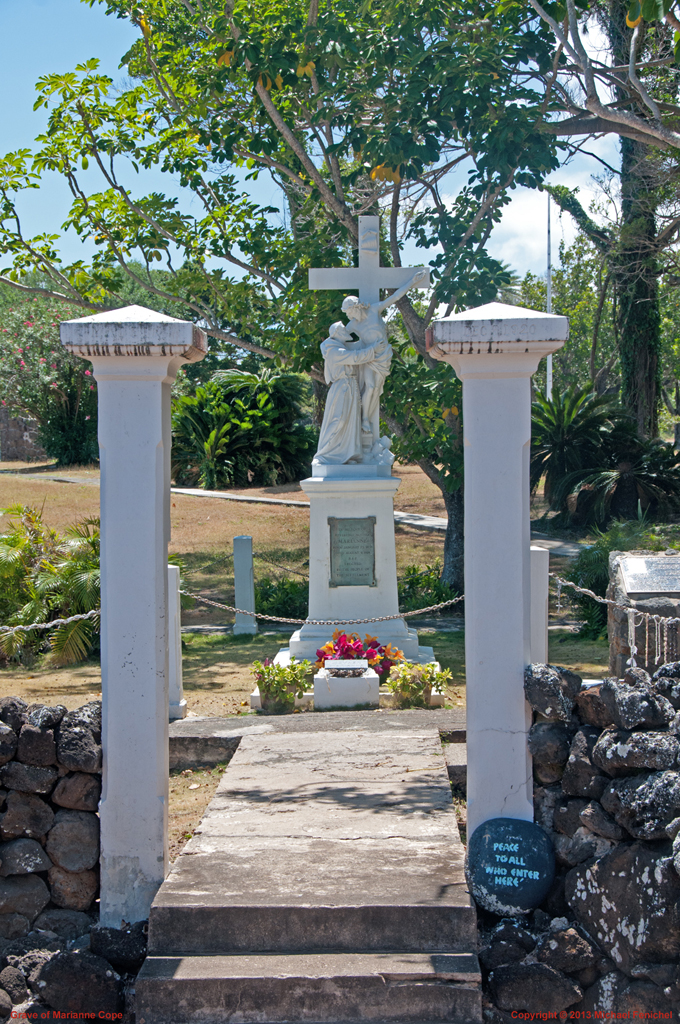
[[168, 565, 187, 720], [61, 305, 205, 927], [233, 535, 257, 635], [427, 302, 567, 836], [530, 546, 549, 665]]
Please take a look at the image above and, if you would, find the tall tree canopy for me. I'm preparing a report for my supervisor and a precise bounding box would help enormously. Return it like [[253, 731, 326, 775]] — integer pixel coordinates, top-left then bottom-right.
[[0, 0, 562, 587]]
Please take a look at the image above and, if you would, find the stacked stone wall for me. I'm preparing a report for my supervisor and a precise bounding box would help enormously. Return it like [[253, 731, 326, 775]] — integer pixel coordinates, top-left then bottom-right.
[[0, 410, 45, 462], [0, 697, 141, 1021], [481, 663, 680, 1019]]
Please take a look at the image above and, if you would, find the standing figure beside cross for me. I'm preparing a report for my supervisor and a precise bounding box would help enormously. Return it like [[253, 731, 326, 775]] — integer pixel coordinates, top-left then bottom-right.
[[309, 216, 430, 460]]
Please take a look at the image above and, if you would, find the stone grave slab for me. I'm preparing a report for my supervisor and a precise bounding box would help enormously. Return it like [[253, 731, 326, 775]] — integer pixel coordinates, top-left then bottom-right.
[[620, 555, 680, 597], [138, 725, 479, 1022]]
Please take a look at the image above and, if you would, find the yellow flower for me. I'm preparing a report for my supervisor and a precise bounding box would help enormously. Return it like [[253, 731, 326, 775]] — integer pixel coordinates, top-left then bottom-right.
[[364, 634, 378, 646]]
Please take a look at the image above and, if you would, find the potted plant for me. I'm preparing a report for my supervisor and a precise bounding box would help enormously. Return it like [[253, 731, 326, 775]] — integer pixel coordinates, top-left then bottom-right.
[[251, 657, 312, 713], [386, 662, 452, 708]]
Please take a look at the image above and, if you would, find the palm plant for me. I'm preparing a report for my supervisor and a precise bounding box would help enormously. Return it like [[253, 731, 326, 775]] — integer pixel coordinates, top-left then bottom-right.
[[531, 386, 623, 512], [0, 507, 101, 664]]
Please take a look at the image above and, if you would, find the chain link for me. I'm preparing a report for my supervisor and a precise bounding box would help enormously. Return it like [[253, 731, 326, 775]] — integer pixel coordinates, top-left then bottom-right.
[[0, 609, 100, 640], [182, 590, 465, 625], [549, 572, 680, 627]]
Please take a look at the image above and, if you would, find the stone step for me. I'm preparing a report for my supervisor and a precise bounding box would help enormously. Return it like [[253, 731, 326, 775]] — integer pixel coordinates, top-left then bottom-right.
[[136, 951, 482, 1023]]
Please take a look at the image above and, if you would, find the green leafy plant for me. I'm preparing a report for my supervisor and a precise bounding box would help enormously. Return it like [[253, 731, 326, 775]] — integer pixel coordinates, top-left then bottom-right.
[[0, 505, 101, 664], [531, 385, 623, 513], [386, 662, 452, 708], [564, 519, 664, 639], [0, 298, 98, 465], [397, 561, 459, 613], [254, 576, 308, 620], [251, 657, 312, 713], [172, 370, 316, 489]]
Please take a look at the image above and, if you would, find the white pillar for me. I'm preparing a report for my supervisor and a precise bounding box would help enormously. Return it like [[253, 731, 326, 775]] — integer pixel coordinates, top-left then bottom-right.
[[233, 535, 257, 635], [61, 305, 206, 927], [427, 302, 567, 837], [168, 565, 187, 720], [530, 546, 549, 665]]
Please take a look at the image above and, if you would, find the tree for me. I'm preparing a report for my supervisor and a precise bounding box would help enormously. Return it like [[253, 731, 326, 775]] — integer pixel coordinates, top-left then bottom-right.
[[0, 0, 562, 589]]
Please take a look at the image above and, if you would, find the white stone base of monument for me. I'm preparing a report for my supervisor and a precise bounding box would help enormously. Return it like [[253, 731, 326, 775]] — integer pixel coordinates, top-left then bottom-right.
[[249, 678, 445, 710], [288, 468, 422, 661], [169, 698, 188, 721], [249, 686, 313, 710], [313, 667, 380, 709]]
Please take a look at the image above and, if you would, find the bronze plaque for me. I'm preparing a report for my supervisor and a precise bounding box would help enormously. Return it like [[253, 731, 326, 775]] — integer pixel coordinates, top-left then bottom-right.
[[328, 516, 376, 587]]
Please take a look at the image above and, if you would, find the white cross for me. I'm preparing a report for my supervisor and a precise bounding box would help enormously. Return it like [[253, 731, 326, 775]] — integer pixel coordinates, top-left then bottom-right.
[[308, 216, 430, 305]]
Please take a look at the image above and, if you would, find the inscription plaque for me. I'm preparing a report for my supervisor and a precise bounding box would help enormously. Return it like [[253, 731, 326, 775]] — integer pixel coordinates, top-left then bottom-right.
[[328, 516, 376, 588], [467, 817, 555, 916], [620, 556, 680, 596]]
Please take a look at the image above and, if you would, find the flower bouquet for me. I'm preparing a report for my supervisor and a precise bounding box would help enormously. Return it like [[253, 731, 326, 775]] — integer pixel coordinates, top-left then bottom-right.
[[314, 629, 404, 676]]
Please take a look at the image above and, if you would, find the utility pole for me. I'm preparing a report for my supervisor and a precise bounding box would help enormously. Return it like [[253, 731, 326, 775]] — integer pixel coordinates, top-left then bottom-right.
[[546, 194, 553, 399]]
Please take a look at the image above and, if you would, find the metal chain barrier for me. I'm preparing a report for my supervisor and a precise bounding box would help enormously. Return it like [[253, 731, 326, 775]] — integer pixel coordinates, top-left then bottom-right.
[[550, 571, 680, 668], [180, 589, 465, 626], [0, 609, 100, 642]]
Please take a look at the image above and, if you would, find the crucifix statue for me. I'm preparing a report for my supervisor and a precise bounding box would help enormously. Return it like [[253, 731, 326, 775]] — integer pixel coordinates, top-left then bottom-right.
[[309, 216, 430, 461]]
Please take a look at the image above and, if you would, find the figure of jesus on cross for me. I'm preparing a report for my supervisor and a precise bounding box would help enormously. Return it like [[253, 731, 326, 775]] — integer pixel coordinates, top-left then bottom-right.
[[309, 216, 430, 455]]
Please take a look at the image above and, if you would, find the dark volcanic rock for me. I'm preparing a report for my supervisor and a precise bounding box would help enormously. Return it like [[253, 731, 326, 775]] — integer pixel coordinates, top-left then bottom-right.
[[0, 792, 54, 840], [0, 964, 26, 1004], [90, 921, 147, 972], [26, 705, 66, 730], [579, 800, 625, 841], [46, 810, 99, 872], [592, 728, 679, 774], [0, 989, 11, 1021], [0, 699, 27, 734], [528, 723, 572, 766], [489, 962, 582, 1012], [47, 867, 97, 912], [575, 685, 614, 728], [0, 876, 49, 922], [0, 915, 29, 939], [536, 927, 598, 973], [624, 667, 652, 687], [0, 728, 17, 770], [566, 842, 680, 973], [652, 677, 680, 710], [0, 763, 57, 795], [0, 965, 26, 1004], [51, 772, 100, 812], [56, 725, 101, 774], [16, 725, 56, 767], [33, 951, 123, 1015], [561, 728, 608, 799], [534, 785, 561, 832], [554, 797, 588, 837], [553, 826, 612, 867], [61, 703, 101, 742], [600, 770, 680, 839], [600, 678, 675, 730], [524, 665, 582, 722], [0, 838, 51, 877], [34, 909, 92, 941]]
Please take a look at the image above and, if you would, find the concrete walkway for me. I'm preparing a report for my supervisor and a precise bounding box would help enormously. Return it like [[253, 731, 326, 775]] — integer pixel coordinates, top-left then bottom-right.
[[139, 721, 479, 1023]]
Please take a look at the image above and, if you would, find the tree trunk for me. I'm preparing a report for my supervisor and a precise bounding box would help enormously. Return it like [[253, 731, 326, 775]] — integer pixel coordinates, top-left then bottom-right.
[[441, 487, 464, 593], [607, 1, 661, 437]]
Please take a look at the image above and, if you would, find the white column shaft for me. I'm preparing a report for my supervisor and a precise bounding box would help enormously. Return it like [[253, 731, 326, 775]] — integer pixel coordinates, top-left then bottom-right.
[[463, 376, 533, 834], [168, 565, 187, 720], [96, 371, 171, 925], [530, 546, 549, 665]]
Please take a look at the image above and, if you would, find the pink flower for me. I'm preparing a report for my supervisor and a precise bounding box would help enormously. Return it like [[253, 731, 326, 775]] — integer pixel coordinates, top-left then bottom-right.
[[84, 370, 91, 375], [19, 361, 25, 367], [89, 385, 95, 390], [23, 321, 33, 326], [17, 348, 22, 353], [39, 358, 46, 363], [51, 364, 57, 369], [85, 415, 91, 421]]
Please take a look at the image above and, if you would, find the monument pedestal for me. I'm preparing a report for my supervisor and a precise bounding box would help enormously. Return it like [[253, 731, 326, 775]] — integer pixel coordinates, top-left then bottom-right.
[[287, 466, 429, 663]]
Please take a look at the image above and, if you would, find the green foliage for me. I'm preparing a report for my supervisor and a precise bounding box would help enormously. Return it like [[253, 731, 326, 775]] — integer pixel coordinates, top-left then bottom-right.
[[171, 369, 317, 488], [251, 656, 311, 713], [531, 385, 624, 511], [565, 520, 664, 639], [0, 298, 98, 465], [386, 661, 452, 708], [0, 506, 101, 664], [397, 561, 459, 612], [254, 575, 309, 620]]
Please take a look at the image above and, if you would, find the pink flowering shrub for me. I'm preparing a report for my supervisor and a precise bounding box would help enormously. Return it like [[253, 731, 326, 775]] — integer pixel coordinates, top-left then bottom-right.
[[0, 298, 98, 464]]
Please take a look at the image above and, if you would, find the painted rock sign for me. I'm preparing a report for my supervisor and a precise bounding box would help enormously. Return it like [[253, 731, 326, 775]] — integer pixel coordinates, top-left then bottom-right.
[[467, 817, 555, 916]]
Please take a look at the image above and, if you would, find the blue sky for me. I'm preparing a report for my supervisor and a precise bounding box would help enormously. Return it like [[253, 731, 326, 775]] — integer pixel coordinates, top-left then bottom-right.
[[0, 0, 619, 281]]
